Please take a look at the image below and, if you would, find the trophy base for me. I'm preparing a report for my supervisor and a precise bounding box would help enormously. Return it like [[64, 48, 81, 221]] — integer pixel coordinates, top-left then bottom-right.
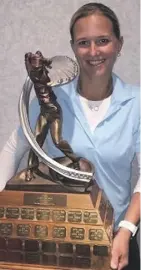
[[0, 164, 114, 270], [5, 162, 92, 193]]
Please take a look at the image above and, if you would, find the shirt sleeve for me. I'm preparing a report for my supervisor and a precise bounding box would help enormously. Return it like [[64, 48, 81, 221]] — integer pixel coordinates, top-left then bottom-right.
[[0, 97, 40, 191], [133, 153, 141, 193], [0, 127, 30, 191], [135, 118, 140, 153]]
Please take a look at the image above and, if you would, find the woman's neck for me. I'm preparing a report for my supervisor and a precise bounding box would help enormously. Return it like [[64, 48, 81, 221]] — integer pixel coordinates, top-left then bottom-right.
[[78, 74, 113, 101]]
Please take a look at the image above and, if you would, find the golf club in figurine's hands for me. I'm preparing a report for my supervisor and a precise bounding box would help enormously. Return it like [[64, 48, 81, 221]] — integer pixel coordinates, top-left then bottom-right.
[[21, 51, 93, 184]]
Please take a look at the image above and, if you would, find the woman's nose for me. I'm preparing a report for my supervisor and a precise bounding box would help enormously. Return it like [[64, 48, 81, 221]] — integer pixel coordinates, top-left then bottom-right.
[[88, 42, 99, 56]]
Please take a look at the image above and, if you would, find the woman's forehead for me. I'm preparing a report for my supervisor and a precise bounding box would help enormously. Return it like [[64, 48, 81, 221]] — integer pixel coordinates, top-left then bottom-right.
[[73, 14, 114, 39]]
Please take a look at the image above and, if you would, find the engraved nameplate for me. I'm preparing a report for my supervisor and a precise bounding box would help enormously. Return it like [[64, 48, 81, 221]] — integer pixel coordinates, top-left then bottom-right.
[[89, 229, 103, 241], [24, 193, 67, 207], [17, 224, 31, 237], [0, 223, 13, 236], [21, 208, 34, 220], [70, 227, 85, 240], [6, 207, 19, 219], [35, 225, 48, 238], [0, 207, 4, 218], [52, 210, 66, 222], [52, 226, 66, 238], [36, 209, 50, 220], [83, 211, 98, 224], [68, 211, 82, 223]]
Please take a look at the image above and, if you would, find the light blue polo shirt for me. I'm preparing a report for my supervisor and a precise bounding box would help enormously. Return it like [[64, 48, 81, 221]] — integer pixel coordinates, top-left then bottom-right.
[[29, 73, 140, 230]]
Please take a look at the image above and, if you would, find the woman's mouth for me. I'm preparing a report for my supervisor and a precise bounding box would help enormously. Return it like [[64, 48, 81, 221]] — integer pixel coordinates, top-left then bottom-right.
[[87, 59, 105, 66]]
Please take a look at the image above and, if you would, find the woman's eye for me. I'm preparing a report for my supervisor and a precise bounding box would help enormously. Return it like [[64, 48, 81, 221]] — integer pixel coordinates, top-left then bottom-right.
[[77, 40, 90, 47], [96, 39, 110, 45]]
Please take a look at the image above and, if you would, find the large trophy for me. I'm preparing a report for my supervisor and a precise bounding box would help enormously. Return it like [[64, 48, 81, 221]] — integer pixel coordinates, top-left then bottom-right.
[[0, 51, 114, 270]]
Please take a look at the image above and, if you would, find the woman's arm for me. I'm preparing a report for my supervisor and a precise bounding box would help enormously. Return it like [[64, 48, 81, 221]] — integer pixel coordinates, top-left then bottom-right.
[[0, 96, 40, 191], [110, 192, 140, 270], [110, 153, 140, 270], [0, 128, 30, 191]]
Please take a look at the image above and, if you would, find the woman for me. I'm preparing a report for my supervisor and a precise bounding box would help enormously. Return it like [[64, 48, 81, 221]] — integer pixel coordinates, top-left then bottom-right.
[[0, 3, 140, 270]]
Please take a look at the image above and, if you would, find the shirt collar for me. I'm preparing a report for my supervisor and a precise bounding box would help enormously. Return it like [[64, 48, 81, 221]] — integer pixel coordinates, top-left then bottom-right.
[[59, 73, 136, 105]]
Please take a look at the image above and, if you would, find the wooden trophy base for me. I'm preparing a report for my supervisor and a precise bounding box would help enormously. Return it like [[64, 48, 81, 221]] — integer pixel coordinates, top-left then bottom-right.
[[0, 164, 114, 270]]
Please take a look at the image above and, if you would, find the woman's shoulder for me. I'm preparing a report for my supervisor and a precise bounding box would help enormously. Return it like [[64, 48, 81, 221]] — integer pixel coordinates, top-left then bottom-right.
[[124, 82, 140, 96], [113, 73, 140, 99]]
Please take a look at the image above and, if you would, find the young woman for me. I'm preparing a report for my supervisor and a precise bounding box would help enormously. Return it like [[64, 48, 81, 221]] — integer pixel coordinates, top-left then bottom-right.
[[0, 3, 140, 270]]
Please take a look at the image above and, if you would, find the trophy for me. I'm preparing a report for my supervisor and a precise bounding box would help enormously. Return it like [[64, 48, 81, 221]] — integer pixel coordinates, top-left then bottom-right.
[[0, 51, 114, 270]]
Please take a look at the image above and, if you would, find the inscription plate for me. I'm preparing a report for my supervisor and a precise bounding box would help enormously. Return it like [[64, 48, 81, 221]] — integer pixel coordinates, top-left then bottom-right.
[[52, 210, 66, 222], [0, 207, 4, 218], [35, 225, 48, 238], [36, 209, 50, 220], [6, 207, 19, 219], [70, 227, 85, 240], [83, 211, 98, 224], [0, 223, 12, 236], [89, 229, 103, 241], [53, 226, 66, 238], [24, 193, 67, 207], [17, 224, 30, 237], [68, 211, 82, 223], [21, 208, 34, 220], [93, 245, 109, 256]]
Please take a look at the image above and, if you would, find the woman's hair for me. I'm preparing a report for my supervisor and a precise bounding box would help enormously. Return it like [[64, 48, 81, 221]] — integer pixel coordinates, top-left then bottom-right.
[[70, 2, 121, 42]]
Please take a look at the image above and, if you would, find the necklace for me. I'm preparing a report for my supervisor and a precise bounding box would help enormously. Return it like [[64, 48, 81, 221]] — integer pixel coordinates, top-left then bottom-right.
[[87, 100, 103, 111], [77, 77, 113, 111]]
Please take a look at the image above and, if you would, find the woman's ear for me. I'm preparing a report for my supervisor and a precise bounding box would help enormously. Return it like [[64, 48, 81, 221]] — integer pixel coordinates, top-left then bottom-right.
[[119, 36, 124, 53]]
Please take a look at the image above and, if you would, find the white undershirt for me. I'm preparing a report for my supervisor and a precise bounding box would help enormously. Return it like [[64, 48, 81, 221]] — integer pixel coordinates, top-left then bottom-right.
[[79, 94, 140, 193], [79, 94, 111, 132]]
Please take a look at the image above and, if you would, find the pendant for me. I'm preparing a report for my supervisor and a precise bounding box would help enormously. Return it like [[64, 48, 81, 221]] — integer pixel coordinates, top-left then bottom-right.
[[94, 106, 99, 111], [88, 103, 99, 111]]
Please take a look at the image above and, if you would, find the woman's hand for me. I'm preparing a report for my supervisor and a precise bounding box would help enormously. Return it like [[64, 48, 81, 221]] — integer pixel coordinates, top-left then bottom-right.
[[110, 228, 131, 270]]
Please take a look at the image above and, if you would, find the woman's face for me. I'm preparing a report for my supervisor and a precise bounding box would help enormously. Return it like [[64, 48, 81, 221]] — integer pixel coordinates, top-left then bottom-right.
[[71, 14, 123, 78]]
